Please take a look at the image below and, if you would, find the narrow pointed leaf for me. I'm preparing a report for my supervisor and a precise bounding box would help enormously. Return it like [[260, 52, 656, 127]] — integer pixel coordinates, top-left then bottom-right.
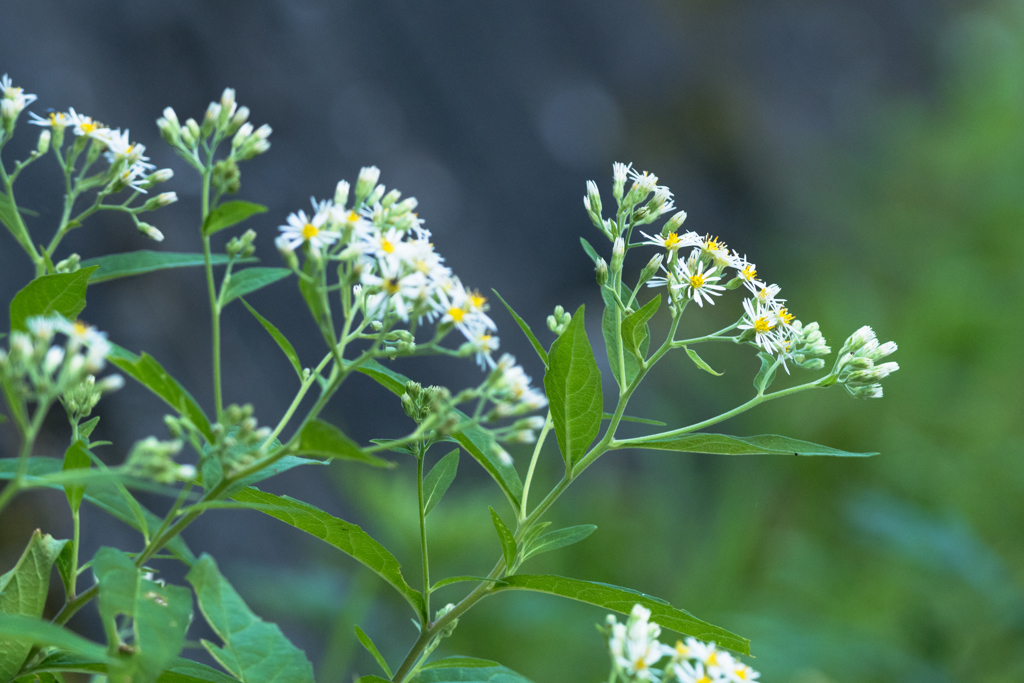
[[685, 346, 724, 376], [221, 267, 291, 305], [579, 237, 601, 265], [0, 615, 109, 663], [0, 190, 21, 236], [296, 419, 393, 468], [410, 658, 535, 682], [494, 574, 749, 654], [429, 576, 507, 592], [55, 541, 76, 600], [231, 487, 424, 615], [62, 440, 92, 513], [223, 455, 327, 496], [107, 344, 214, 442], [492, 289, 547, 366], [354, 626, 393, 678], [240, 299, 303, 378], [80, 252, 249, 284], [22, 655, 239, 683], [201, 200, 268, 236], [78, 416, 100, 439], [621, 432, 878, 457], [601, 412, 666, 426], [621, 294, 660, 358], [0, 531, 68, 680], [423, 449, 459, 516], [489, 507, 517, 569], [187, 555, 314, 683], [753, 351, 778, 394], [522, 525, 597, 561], [9, 266, 99, 331], [544, 304, 602, 467]]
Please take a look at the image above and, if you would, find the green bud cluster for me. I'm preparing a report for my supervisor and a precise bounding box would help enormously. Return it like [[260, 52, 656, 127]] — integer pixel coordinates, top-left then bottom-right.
[[788, 321, 831, 370], [212, 158, 241, 195], [206, 404, 273, 476], [832, 326, 899, 398], [401, 381, 457, 433], [547, 305, 572, 336], [61, 373, 124, 423], [124, 437, 194, 484], [226, 229, 257, 259]]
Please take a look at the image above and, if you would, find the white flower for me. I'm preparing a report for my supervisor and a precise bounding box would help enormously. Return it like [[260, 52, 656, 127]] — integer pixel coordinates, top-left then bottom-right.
[[608, 605, 668, 682], [674, 257, 726, 307], [361, 259, 428, 322], [696, 234, 735, 269], [101, 129, 155, 169], [732, 253, 762, 287], [66, 107, 106, 138], [745, 281, 783, 309], [639, 229, 701, 252], [1, 74, 36, 116], [28, 110, 71, 129], [738, 298, 780, 353], [435, 278, 496, 340], [673, 660, 716, 683], [723, 661, 760, 682], [465, 329, 500, 369], [277, 205, 338, 254]]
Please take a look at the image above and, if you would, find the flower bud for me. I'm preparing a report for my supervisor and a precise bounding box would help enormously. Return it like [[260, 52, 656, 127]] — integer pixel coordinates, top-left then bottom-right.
[[36, 129, 50, 155], [226, 105, 249, 135], [663, 210, 687, 235], [381, 188, 401, 208], [612, 162, 629, 202], [185, 117, 201, 141], [355, 166, 381, 204], [334, 180, 350, 208], [137, 222, 165, 242], [142, 192, 177, 211], [595, 257, 609, 286], [55, 254, 81, 273], [96, 373, 125, 393], [201, 101, 220, 137], [638, 253, 664, 287], [610, 237, 625, 273]]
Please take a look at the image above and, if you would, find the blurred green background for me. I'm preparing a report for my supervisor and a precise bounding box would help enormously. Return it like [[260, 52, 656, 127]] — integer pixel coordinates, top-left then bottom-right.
[[2, 0, 1023, 681]]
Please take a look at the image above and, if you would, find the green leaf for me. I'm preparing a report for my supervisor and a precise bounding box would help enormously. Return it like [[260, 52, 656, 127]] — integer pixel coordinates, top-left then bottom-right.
[[684, 346, 724, 376], [187, 555, 314, 683], [0, 615, 109, 664], [491, 289, 547, 366], [22, 651, 107, 677], [240, 299, 303, 379], [429, 576, 507, 592], [298, 258, 328, 330], [202, 201, 268, 236], [519, 522, 551, 552], [296, 419, 393, 468], [0, 531, 69, 680], [231, 488, 424, 615], [356, 677, 391, 683], [494, 574, 749, 654], [93, 547, 192, 683], [107, 344, 214, 443], [410, 658, 535, 683], [753, 351, 778, 394], [221, 267, 291, 306], [78, 416, 100, 439], [354, 625, 392, 679], [80, 252, 248, 284], [489, 506, 517, 569], [223, 455, 327, 497], [601, 287, 644, 390], [621, 294, 660, 359], [9, 267, 99, 332], [544, 304, 602, 467], [157, 658, 242, 683], [522, 525, 597, 561], [0, 190, 21, 235], [62, 440, 92, 513], [352, 357, 408, 394], [579, 237, 601, 265], [624, 433, 878, 458], [55, 541, 76, 600], [601, 412, 666, 426], [423, 449, 459, 516]]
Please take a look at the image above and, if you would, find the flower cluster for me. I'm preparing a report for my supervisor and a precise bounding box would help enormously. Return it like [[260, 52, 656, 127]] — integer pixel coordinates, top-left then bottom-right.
[[0, 315, 119, 404], [602, 605, 760, 683], [832, 326, 899, 398], [123, 437, 196, 484], [1, 73, 37, 136]]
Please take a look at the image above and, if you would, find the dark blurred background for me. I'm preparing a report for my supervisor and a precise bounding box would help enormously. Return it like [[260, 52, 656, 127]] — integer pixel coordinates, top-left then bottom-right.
[[2, 0, 1023, 681]]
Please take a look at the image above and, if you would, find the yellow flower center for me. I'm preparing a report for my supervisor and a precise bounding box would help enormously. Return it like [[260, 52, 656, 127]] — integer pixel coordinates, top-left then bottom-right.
[[675, 641, 689, 656], [379, 238, 395, 254], [778, 307, 794, 325], [448, 307, 466, 322], [302, 223, 319, 240], [664, 232, 680, 249], [689, 273, 706, 289], [753, 317, 774, 334], [707, 652, 718, 666], [741, 265, 756, 281], [383, 277, 401, 295], [697, 677, 712, 683], [736, 668, 751, 681], [73, 321, 89, 336], [80, 121, 98, 134], [703, 235, 726, 252], [469, 292, 487, 310]]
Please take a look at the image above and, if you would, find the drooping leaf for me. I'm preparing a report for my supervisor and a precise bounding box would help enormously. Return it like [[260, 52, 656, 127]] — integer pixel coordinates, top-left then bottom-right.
[[601, 413, 666, 426], [107, 344, 214, 442], [410, 657, 535, 683], [9, 267, 99, 331], [221, 267, 291, 306], [621, 294, 660, 359], [423, 449, 459, 516], [521, 525, 597, 561], [621, 433, 877, 458], [684, 346, 724, 376], [201, 200, 268, 236], [579, 237, 601, 265], [494, 575, 749, 654], [187, 555, 314, 683], [491, 289, 547, 366], [0, 531, 69, 680], [231, 488, 424, 615], [544, 304, 603, 467], [80, 252, 247, 284], [489, 507, 517, 569], [93, 547, 193, 683], [296, 419, 393, 468], [0, 615, 109, 664], [62, 440, 92, 513], [240, 299, 303, 379], [354, 625, 392, 679], [753, 351, 778, 394]]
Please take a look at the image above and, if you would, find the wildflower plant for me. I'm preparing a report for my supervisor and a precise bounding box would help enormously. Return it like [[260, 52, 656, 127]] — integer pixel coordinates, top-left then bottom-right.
[[0, 74, 898, 683]]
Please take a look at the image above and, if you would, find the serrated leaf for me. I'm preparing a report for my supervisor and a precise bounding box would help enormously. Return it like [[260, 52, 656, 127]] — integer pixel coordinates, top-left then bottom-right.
[[80, 252, 248, 284], [9, 267, 99, 332], [240, 299, 302, 378], [221, 267, 291, 305], [623, 432, 878, 457], [93, 547, 192, 683], [753, 351, 778, 394], [107, 344, 214, 443], [187, 555, 314, 683], [494, 574, 749, 654], [231, 488, 424, 615], [522, 525, 596, 561], [62, 440, 92, 513], [0, 615, 109, 664], [621, 294, 660, 359], [201, 200, 268, 236], [423, 449, 459, 516], [544, 304, 602, 467], [354, 625, 392, 678], [410, 658, 535, 683], [0, 531, 69, 680], [491, 289, 547, 366], [684, 346, 724, 376], [296, 419, 393, 468], [489, 507, 517, 569]]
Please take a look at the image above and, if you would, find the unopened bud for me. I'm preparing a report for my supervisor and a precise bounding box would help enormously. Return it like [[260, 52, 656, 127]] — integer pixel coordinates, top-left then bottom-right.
[[137, 222, 165, 242], [663, 210, 687, 235], [381, 188, 401, 208], [612, 162, 629, 202], [36, 129, 51, 155], [142, 192, 177, 211], [638, 253, 664, 286], [231, 122, 253, 148], [55, 254, 81, 273], [201, 102, 220, 136], [610, 237, 625, 273], [355, 166, 381, 204], [595, 258, 609, 286], [185, 118, 201, 141], [334, 180, 350, 207]]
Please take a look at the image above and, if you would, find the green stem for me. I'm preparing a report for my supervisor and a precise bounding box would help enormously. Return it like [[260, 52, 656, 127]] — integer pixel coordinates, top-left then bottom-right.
[[417, 447, 431, 622], [0, 399, 50, 515], [519, 411, 552, 521], [0, 154, 43, 273], [199, 170, 223, 421]]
